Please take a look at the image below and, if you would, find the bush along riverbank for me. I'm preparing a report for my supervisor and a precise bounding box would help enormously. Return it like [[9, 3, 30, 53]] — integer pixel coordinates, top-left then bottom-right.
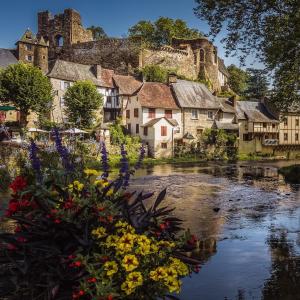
[[0, 128, 200, 300], [279, 164, 300, 184]]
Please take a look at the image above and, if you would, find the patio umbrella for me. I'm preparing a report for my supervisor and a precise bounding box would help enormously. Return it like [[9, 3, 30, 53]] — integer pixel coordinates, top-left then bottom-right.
[[0, 105, 18, 111], [28, 127, 49, 133], [62, 128, 88, 134]]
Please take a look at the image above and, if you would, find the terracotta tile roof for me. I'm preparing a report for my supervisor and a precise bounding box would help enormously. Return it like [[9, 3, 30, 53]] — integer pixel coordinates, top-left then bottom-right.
[[142, 117, 178, 127], [113, 74, 142, 95], [101, 68, 115, 88], [137, 82, 179, 109]]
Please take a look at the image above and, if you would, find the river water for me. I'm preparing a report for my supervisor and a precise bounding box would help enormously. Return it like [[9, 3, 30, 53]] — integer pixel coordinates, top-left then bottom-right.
[[132, 161, 300, 300]]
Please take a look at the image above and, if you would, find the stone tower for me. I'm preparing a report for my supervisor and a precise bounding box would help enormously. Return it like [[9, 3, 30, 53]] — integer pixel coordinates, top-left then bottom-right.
[[172, 37, 221, 90], [37, 9, 93, 59], [16, 29, 49, 73]]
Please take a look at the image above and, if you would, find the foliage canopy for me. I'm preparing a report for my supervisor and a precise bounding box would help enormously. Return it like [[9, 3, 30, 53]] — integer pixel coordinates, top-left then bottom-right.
[[64, 80, 103, 128]]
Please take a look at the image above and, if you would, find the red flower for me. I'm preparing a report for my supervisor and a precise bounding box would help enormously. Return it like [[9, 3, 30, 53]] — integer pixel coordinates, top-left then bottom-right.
[[17, 236, 27, 243], [5, 202, 19, 216], [87, 277, 97, 283], [54, 219, 61, 224], [194, 264, 201, 273], [98, 206, 105, 212], [7, 243, 17, 251], [107, 295, 113, 300], [64, 201, 74, 209], [100, 256, 109, 263], [69, 261, 82, 268], [9, 176, 27, 193], [187, 235, 198, 246], [107, 215, 113, 223]]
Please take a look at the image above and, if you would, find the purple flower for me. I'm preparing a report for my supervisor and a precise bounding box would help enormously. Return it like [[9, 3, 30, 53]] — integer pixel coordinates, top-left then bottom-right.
[[134, 144, 146, 170], [52, 128, 74, 172], [29, 140, 42, 182], [119, 144, 130, 189], [100, 141, 109, 179]]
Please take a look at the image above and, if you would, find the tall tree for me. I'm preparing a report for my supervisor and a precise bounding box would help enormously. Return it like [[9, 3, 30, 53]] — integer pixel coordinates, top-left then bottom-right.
[[0, 63, 52, 126], [129, 17, 203, 47], [87, 26, 107, 40], [245, 68, 269, 100], [194, 0, 300, 109], [64, 81, 103, 128], [227, 65, 249, 97]]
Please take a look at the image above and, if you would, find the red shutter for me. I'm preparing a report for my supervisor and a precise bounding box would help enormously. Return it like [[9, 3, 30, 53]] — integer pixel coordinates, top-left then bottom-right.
[[148, 108, 156, 118], [161, 126, 167, 136]]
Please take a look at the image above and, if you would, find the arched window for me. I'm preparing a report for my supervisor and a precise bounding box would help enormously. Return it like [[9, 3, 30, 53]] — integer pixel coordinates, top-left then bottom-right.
[[55, 35, 64, 47], [200, 49, 205, 62]]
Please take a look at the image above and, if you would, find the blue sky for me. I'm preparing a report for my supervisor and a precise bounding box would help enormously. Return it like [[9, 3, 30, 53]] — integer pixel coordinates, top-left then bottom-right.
[[0, 0, 261, 68]]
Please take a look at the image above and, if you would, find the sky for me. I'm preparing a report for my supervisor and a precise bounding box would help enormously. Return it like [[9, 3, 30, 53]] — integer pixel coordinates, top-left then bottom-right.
[[0, 0, 261, 68]]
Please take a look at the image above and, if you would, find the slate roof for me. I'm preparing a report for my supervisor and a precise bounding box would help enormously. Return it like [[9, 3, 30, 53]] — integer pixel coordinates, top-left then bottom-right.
[[0, 49, 18, 68], [48, 60, 114, 88], [218, 98, 235, 113], [142, 117, 178, 127], [171, 80, 220, 109], [213, 121, 239, 131], [137, 82, 179, 109], [236, 101, 279, 123], [113, 74, 142, 95]]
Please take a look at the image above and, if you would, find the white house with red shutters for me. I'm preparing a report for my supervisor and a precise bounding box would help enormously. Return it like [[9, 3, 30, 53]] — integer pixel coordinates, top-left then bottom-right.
[[124, 82, 182, 158]]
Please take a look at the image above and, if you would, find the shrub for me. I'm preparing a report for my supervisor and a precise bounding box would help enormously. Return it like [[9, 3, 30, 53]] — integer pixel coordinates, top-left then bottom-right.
[[0, 129, 200, 300]]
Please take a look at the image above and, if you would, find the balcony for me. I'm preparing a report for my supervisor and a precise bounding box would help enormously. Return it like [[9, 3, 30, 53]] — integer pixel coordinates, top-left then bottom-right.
[[263, 139, 279, 146]]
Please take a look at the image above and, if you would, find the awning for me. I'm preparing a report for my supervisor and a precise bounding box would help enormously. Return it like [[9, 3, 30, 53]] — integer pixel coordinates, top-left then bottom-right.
[[0, 105, 18, 111], [62, 128, 88, 134], [28, 128, 49, 133]]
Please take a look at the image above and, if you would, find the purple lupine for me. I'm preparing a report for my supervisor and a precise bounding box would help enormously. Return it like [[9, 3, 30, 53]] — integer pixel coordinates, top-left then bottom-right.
[[100, 141, 109, 179], [120, 144, 130, 189], [29, 140, 42, 182], [52, 128, 74, 172], [134, 144, 146, 171]]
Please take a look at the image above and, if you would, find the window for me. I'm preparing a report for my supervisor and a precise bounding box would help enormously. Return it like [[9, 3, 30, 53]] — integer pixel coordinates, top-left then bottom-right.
[[200, 49, 205, 62], [127, 123, 131, 133], [136, 124, 139, 134], [296, 133, 299, 141], [25, 44, 32, 51], [165, 110, 172, 119], [263, 123, 267, 128], [134, 108, 139, 118], [272, 124, 276, 129], [245, 123, 248, 131], [191, 109, 198, 119], [126, 110, 130, 119], [197, 129, 203, 135], [26, 55, 33, 62], [296, 119, 299, 127], [207, 111, 214, 120], [60, 96, 65, 107], [106, 96, 112, 105], [148, 108, 156, 118], [63, 81, 70, 90], [143, 127, 148, 136], [161, 143, 168, 149], [161, 126, 167, 136], [283, 118, 288, 126], [284, 133, 288, 141], [116, 97, 119, 107]]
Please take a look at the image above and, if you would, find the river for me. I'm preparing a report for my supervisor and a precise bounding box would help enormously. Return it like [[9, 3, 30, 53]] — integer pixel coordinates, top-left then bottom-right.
[[132, 161, 300, 300]]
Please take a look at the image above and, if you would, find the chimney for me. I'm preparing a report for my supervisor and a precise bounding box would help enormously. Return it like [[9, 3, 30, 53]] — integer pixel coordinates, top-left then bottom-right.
[[230, 95, 237, 108], [93, 65, 102, 80], [168, 72, 177, 85]]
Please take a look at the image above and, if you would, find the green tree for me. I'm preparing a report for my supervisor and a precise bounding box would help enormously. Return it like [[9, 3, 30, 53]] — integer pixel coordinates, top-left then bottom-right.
[[87, 26, 107, 40], [0, 63, 52, 126], [129, 17, 203, 47], [194, 0, 300, 109], [245, 68, 269, 100], [64, 80, 103, 128], [141, 65, 169, 83], [227, 65, 249, 97]]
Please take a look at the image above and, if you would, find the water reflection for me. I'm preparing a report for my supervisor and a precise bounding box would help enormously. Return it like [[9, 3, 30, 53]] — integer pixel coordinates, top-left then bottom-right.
[[133, 161, 300, 299]]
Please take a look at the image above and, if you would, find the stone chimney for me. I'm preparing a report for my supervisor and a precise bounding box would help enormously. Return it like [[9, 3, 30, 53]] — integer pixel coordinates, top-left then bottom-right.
[[230, 95, 237, 108], [168, 72, 177, 85], [93, 65, 102, 80]]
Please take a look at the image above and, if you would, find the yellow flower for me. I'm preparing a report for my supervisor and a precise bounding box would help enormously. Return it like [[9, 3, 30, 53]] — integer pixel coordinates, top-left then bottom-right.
[[72, 180, 84, 191], [105, 235, 119, 247], [126, 272, 143, 288], [121, 281, 134, 296], [116, 233, 135, 253], [122, 254, 139, 272], [149, 267, 167, 281], [158, 240, 175, 248], [68, 184, 74, 192], [135, 243, 151, 256], [115, 220, 128, 228], [104, 261, 118, 277], [84, 169, 101, 177], [117, 224, 136, 235], [106, 189, 113, 196], [91, 227, 107, 239], [169, 258, 189, 276], [165, 277, 181, 294], [94, 179, 109, 187], [165, 267, 178, 279], [137, 235, 151, 245], [150, 242, 159, 253]]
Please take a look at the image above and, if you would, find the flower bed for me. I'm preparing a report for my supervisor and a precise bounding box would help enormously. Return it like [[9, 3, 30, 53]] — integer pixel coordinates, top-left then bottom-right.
[[0, 129, 200, 300]]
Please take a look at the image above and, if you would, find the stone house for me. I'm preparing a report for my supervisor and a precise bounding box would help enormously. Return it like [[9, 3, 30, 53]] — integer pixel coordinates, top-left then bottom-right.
[[170, 78, 221, 140], [47, 59, 118, 124], [236, 101, 279, 154], [124, 82, 181, 158]]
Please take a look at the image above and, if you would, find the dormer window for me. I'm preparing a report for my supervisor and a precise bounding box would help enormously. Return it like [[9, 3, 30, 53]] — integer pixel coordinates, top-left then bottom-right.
[[25, 44, 32, 51]]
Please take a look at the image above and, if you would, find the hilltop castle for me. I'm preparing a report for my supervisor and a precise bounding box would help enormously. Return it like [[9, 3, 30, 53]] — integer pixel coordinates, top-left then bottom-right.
[[7, 8, 229, 92]]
